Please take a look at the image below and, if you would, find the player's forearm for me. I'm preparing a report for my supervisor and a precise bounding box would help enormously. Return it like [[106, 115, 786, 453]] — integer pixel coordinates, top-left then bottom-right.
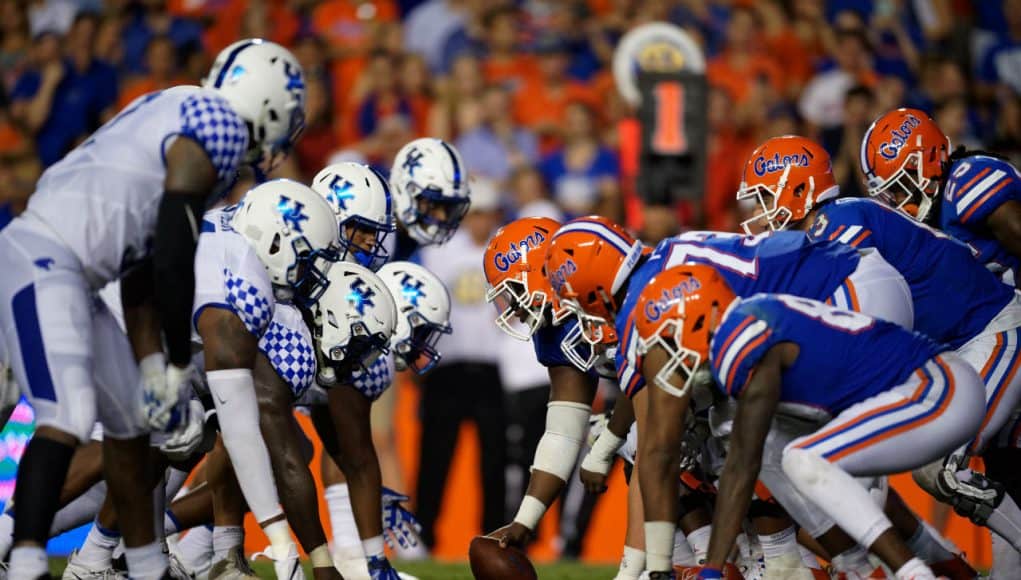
[[341, 451, 384, 539], [120, 260, 163, 361], [705, 455, 759, 568], [608, 396, 636, 438]]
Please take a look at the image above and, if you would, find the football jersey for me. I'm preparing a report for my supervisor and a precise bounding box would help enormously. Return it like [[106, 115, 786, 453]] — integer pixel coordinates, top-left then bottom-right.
[[940, 154, 1021, 284], [616, 231, 861, 397], [810, 198, 1013, 348], [192, 206, 275, 342], [24, 86, 248, 289], [349, 355, 396, 401], [709, 294, 944, 414], [258, 303, 316, 398]]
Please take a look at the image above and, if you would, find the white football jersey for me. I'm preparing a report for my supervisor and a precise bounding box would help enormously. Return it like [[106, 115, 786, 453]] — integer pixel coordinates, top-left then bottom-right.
[[192, 207, 275, 343], [26, 85, 249, 289], [259, 303, 317, 398]]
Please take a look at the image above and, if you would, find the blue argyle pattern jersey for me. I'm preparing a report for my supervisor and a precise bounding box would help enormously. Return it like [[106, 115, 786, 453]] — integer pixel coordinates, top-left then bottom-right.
[[224, 268, 272, 336], [259, 318, 316, 398], [179, 94, 249, 182], [351, 355, 395, 401]]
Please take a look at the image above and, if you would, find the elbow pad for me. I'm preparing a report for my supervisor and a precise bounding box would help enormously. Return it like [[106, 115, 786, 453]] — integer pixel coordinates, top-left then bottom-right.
[[530, 401, 591, 482]]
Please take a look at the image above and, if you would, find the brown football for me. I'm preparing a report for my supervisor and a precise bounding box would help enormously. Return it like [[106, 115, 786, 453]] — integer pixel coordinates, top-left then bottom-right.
[[468, 536, 538, 580]]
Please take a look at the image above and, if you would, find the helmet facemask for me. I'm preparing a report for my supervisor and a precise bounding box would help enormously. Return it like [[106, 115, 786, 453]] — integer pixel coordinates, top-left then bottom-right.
[[339, 215, 395, 272], [281, 236, 336, 307], [557, 296, 616, 371], [406, 185, 471, 244], [393, 310, 451, 374], [737, 164, 815, 235], [868, 144, 942, 223]]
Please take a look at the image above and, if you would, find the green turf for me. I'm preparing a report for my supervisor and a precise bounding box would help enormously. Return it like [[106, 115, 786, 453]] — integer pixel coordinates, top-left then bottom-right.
[[50, 558, 619, 579]]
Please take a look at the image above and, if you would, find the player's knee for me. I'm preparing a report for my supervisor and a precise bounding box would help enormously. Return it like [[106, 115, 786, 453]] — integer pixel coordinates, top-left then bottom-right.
[[912, 461, 951, 502], [781, 446, 829, 490]]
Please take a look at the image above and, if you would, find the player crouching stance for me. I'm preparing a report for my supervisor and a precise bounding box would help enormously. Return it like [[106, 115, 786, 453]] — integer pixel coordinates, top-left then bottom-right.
[[633, 265, 985, 580]]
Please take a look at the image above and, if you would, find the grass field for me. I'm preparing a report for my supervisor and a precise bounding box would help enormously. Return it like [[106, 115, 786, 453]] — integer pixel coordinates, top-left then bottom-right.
[[50, 558, 620, 580]]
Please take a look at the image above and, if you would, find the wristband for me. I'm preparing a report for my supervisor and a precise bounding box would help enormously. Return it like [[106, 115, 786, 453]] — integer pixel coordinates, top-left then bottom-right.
[[644, 521, 677, 572], [362, 535, 385, 559], [512, 495, 547, 531], [698, 567, 723, 579], [581, 428, 625, 475]]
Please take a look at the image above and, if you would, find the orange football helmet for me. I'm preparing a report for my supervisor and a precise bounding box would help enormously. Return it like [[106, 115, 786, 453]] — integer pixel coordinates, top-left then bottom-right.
[[860, 108, 950, 222], [635, 265, 736, 398], [737, 135, 838, 234], [545, 216, 643, 369], [483, 217, 561, 340]]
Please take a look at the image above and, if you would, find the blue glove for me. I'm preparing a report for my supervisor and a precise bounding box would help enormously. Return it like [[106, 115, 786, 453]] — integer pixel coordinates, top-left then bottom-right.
[[381, 486, 422, 549], [367, 554, 401, 580]]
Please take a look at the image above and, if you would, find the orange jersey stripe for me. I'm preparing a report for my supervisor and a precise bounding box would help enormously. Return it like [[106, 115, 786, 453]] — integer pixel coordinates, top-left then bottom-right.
[[726, 330, 772, 393], [827, 357, 956, 462], [961, 179, 1012, 222], [954, 167, 993, 202]]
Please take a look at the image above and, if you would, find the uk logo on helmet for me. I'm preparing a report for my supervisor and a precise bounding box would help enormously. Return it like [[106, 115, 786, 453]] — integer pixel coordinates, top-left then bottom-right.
[[400, 275, 426, 306], [277, 195, 309, 232], [347, 278, 377, 315], [328, 176, 355, 211], [643, 278, 702, 322], [752, 152, 810, 177], [283, 61, 305, 93], [402, 148, 424, 176], [878, 114, 921, 161]]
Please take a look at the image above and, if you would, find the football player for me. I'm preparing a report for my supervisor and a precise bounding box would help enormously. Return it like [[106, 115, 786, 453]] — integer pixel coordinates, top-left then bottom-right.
[[740, 133, 1021, 558], [483, 218, 662, 580], [633, 266, 985, 580], [0, 38, 305, 580], [861, 108, 1021, 286], [191, 179, 337, 579]]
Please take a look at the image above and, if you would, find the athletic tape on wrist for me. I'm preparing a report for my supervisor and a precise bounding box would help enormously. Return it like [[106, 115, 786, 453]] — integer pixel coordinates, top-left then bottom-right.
[[581, 428, 625, 475], [512, 495, 547, 531]]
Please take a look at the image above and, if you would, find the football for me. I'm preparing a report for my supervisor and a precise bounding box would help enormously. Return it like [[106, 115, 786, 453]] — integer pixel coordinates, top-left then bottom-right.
[[468, 536, 538, 580]]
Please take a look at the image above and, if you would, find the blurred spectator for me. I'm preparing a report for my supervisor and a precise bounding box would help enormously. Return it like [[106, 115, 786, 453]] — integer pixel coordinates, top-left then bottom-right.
[[455, 85, 538, 183], [523, 1, 602, 81], [513, 34, 595, 146], [11, 13, 118, 167], [508, 164, 562, 221], [755, 0, 821, 97], [399, 53, 433, 135], [0, 109, 38, 230], [1, 1, 31, 91], [828, 85, 875, 197], [479, 6, 537, 93], [403, 0, 467, 73], [349, 51, 414, 144], [204, 0, 301, 55], [706, 7, 783, 106], [417, 178, 507, 547], [539, 101, 620, 219], [117, 35, 183, 110], [991, 96, 1021, 164], [428, 52, 484, 140], [294, 73, 337, 181], [94, 14, 123, 69], [978, 0, 1021, 96], [799, 28, 877, 129], [120, 0, 202, 75], [313, 0, 398, 56], [935, 97, 983, 152], [703, 87, 756, 232]]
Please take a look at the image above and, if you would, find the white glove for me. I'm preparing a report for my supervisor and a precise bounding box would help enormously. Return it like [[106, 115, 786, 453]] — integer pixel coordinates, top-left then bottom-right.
[[159, 399, 206, 461], [582, 421, 625, 476], [140, 353, 193, 430]]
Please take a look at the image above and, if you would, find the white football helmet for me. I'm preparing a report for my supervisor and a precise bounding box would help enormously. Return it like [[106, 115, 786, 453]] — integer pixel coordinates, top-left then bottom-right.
[[377, 262, 451, 374], [203, 39, 306, 169], [312, 262, 397, 378], [390, 138, 472, 245], [311, 162, 396, 271], [232, 179, 339, 305]]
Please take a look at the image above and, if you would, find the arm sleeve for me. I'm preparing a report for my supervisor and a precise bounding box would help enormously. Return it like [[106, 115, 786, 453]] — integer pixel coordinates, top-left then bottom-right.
[[153, 192, 207, 366]]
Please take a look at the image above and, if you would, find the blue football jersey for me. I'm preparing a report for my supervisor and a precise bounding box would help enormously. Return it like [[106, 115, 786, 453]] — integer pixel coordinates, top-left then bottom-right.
[[940, 155, 1021, 283], [709, 294, 944, 414], [616, 231, 861, 397], [810, 198, 1013, 348]]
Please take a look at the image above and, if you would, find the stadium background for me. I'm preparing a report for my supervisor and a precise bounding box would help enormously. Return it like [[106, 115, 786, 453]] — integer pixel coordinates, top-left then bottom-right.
[[1, 0, 1020, 570]]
